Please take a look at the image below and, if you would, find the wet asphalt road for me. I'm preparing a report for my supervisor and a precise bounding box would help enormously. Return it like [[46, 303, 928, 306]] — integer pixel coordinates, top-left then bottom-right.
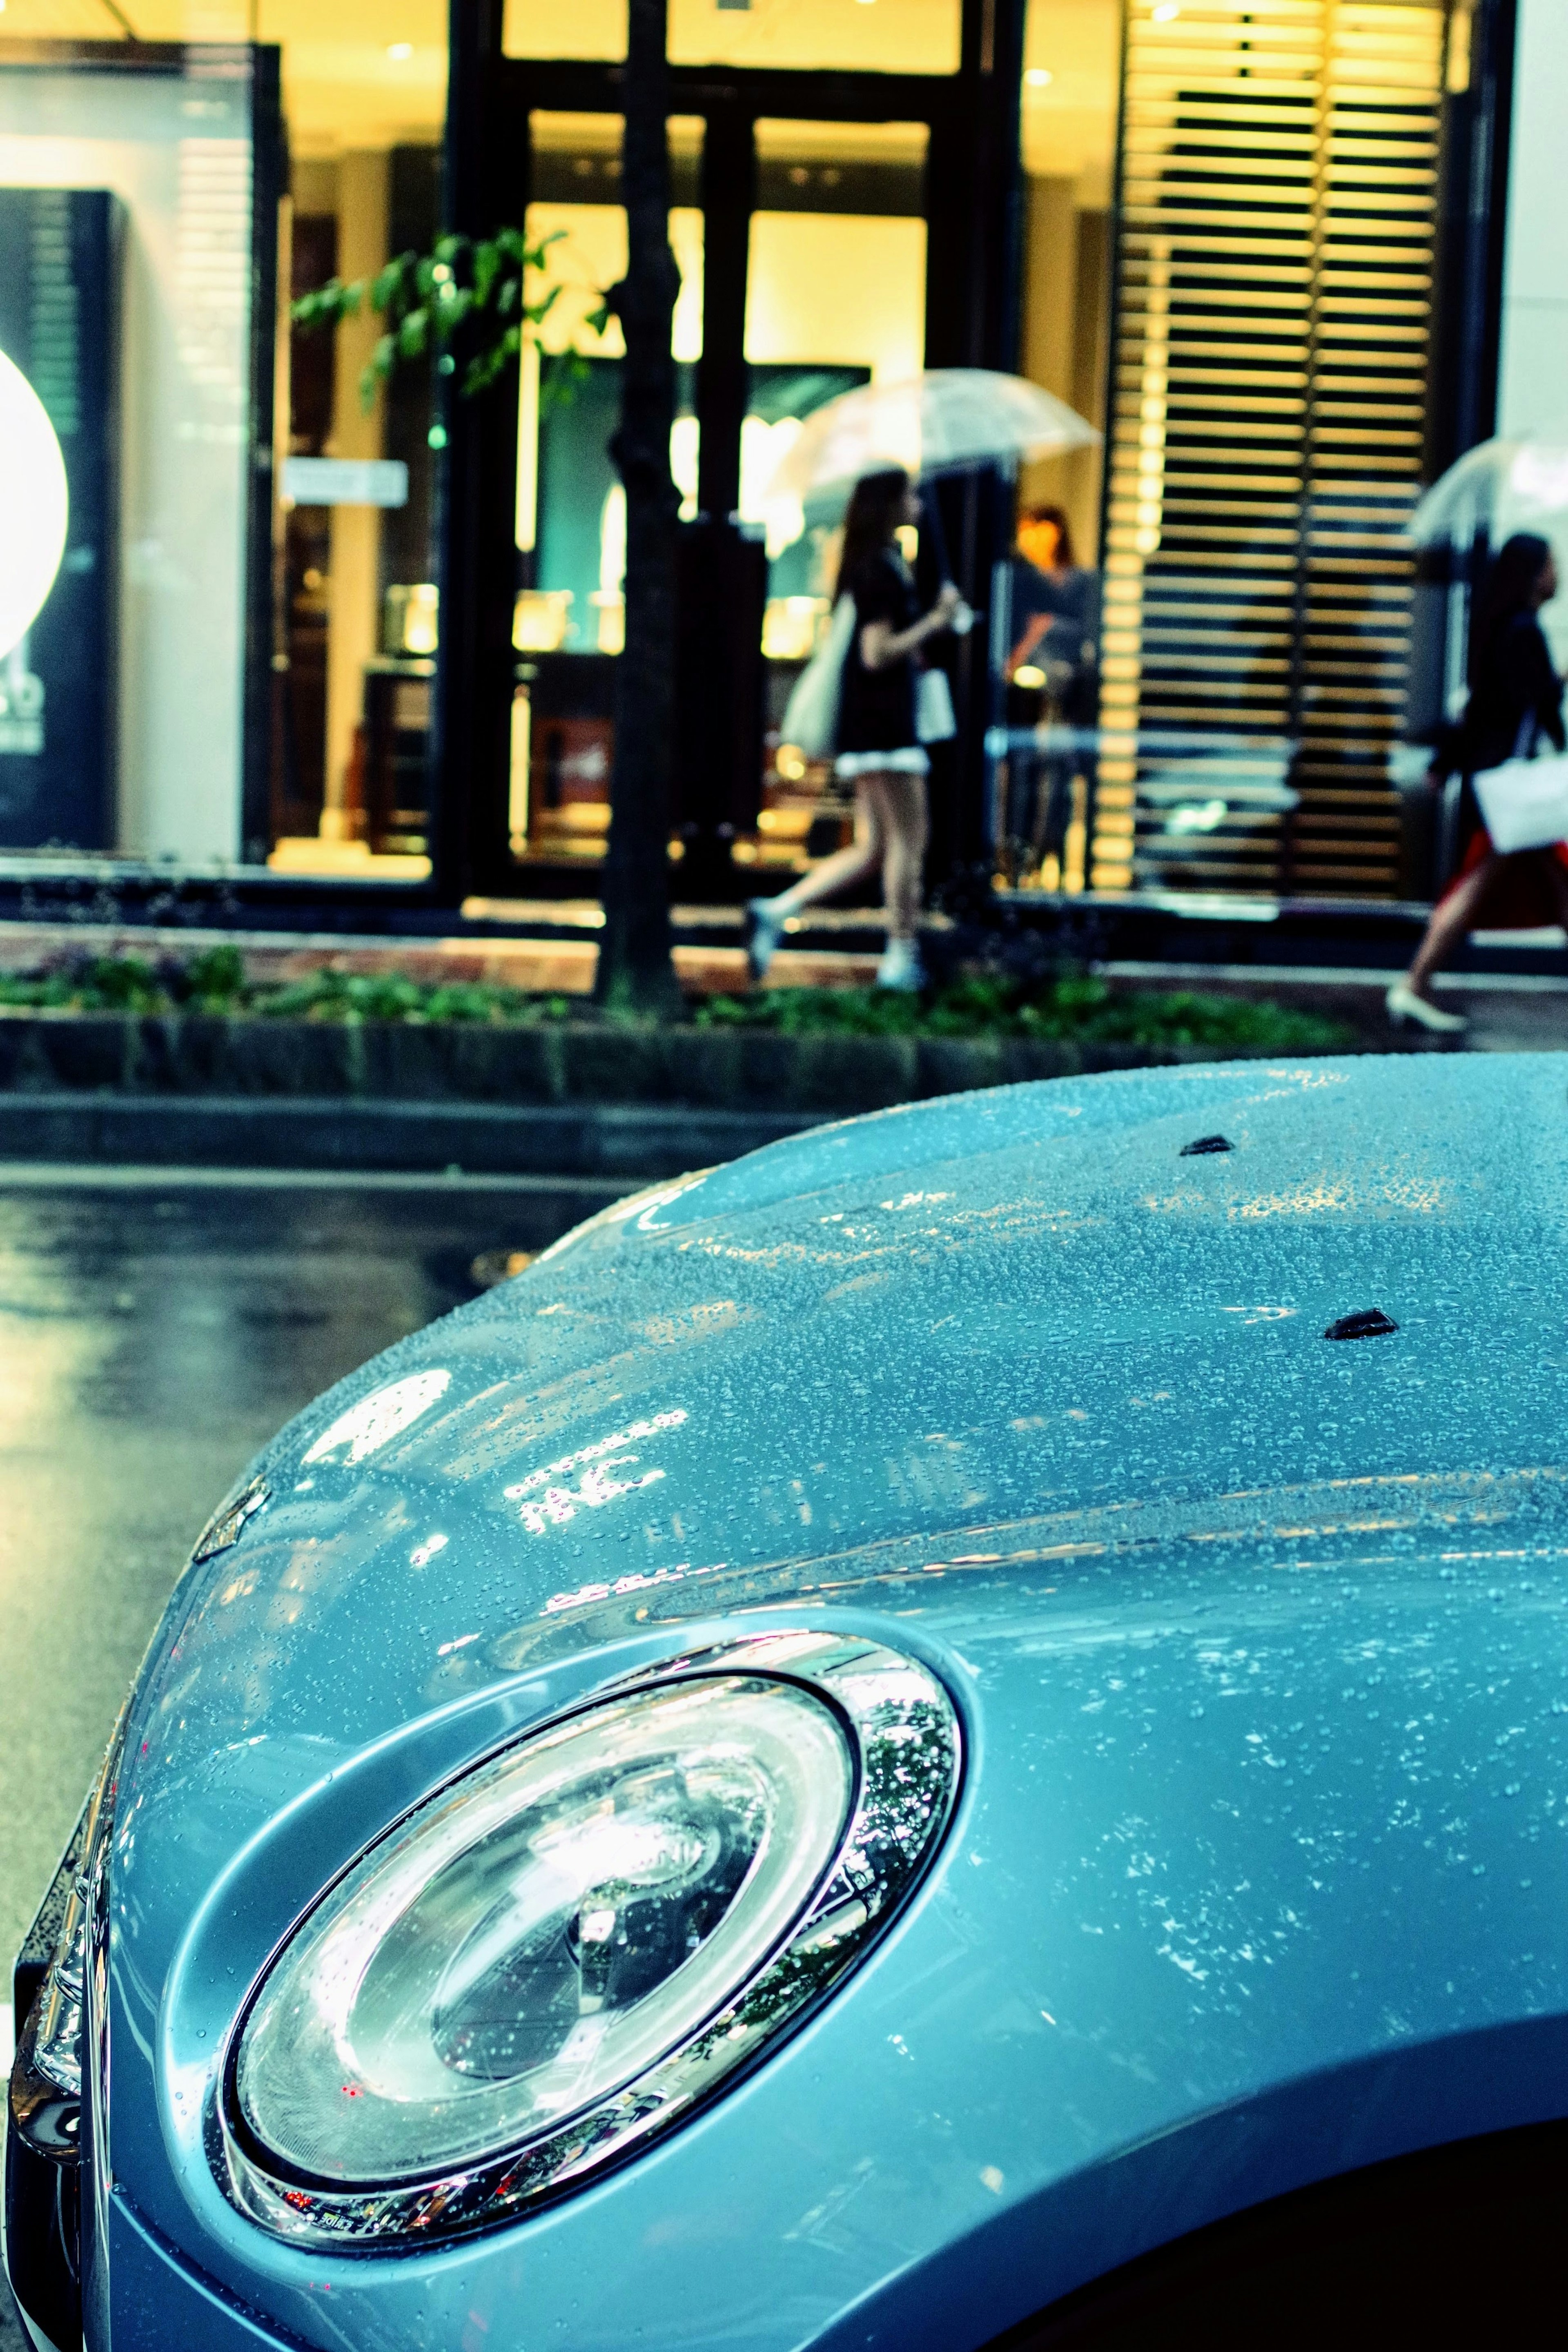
[[0, 1169, 619, 2002], [1, 1167, 621, 2347]]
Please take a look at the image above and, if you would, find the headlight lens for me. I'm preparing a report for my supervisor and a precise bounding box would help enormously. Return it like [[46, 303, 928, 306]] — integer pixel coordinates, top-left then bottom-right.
[[236, 1676, 852, 2185], [220, 1632, 960, 2245]]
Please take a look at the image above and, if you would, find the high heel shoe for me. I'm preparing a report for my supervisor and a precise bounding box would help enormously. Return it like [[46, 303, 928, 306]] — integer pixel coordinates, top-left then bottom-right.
[[1386, 982, 1468, 1035]]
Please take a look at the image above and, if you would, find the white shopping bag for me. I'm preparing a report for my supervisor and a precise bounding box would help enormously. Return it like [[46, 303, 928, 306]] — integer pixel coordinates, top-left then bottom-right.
[[915, 665, 956, 743], [780, 595, 855, 760], [1472, 753, 1568, 853]]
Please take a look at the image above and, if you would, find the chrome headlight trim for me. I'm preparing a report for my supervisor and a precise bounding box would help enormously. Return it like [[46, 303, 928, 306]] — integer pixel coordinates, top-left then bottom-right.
[[9, 1714, 126, 2165], [214, 1627, 961, 2249]]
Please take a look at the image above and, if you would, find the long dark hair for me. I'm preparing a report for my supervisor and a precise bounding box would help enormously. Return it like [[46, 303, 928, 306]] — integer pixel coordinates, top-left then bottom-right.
[[1471, 531, 1555, 681], [836, 468, 909, 595]]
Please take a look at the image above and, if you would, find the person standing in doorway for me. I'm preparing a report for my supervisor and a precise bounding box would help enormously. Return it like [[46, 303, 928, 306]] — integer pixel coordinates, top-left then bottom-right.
[[1003, 502, 1100, 884], [1390, 531, 1568, 1033], [746, 468, 962, 993]]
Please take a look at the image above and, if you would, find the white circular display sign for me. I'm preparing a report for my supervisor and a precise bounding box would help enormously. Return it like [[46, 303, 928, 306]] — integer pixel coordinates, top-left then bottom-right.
[[0, 344, 69, 660]]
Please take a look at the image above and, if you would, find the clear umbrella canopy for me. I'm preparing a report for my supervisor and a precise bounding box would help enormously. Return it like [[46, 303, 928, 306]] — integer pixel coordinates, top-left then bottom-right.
[[1410, 423, 1568, 546], [761, 368, 1098, 508]]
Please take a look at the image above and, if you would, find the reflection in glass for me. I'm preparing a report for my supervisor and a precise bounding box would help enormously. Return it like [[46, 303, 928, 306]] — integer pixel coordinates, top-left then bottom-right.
[[739, 120, 928, 880], [510, 113, 704, 863]]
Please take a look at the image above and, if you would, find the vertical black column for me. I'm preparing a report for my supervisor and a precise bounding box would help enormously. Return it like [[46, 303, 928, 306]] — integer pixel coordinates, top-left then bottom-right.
[[922, 0, 1028, 881], [432, 0, 521, 902], [242, 43, 283, 863], [674, 93, 763, 894], [1428, 0, 1519, 477], [695, 95, 753, 520]]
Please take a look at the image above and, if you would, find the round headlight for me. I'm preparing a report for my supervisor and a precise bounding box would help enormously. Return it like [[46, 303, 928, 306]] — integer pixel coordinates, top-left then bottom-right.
[[219, 1632, 960, 2246]]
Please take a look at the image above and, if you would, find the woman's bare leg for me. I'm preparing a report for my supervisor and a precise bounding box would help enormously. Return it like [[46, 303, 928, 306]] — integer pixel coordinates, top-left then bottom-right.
[[1532, 848, 1568, 933], [869, 769, 929, 940], [765, 784, 884, 918], [1405, 853, 1503, 994]]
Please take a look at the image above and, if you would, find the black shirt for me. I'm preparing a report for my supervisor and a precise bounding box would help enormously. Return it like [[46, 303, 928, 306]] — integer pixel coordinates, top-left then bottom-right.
[[1010, 560, 1100, 725], [1459, 610, 1566, 772], [837, 548, 920, 754]]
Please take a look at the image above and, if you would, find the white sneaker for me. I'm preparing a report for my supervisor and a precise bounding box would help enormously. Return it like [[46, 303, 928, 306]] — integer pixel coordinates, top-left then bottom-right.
[[744, 899, 784, 981], [1386, 982, 1468, 1035], [875, 937, 925, 992]]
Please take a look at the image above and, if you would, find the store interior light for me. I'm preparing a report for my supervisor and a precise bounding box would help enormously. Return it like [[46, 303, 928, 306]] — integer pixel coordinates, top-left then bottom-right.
[[386, 41, 414, 61], [1152, 4, 1180, 19], [0, 347, 68, 661], [1025, 67, 1054, 86]]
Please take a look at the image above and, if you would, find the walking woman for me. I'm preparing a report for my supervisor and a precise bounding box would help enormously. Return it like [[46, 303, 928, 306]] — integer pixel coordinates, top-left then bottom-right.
[[746, 468, 962, 992], [1390, 531, 1568, 1032]]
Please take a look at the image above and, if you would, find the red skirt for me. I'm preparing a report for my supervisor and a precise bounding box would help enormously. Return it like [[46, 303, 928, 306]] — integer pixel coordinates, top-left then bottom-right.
[[1439, 823, 1568, 925]]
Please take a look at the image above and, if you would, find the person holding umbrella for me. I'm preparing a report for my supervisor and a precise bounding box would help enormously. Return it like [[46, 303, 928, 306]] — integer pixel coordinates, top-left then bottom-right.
[[747, 468, 963, 992], [1390, 531, 1568, 1032]]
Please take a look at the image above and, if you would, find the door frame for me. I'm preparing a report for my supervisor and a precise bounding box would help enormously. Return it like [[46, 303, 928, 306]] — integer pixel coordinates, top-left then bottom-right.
[[435, 0, 1027, 901]]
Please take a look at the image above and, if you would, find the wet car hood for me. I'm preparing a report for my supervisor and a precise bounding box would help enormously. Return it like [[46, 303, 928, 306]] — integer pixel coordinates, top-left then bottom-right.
[[101, 1054, 1568, 2348], [131, 1051, 1568, 1739]]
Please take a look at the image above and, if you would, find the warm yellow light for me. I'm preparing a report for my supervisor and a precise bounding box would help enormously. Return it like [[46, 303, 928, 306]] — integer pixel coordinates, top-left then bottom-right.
[[1014, 664, 1047, 689], [1025, 68, 1053, 87], [386, 41, 414, 61], [1152, 3, 1179, 18]]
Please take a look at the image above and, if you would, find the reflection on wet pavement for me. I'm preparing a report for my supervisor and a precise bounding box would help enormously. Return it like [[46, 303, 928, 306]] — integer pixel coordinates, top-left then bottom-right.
[[0, 1175, 612, 1986]]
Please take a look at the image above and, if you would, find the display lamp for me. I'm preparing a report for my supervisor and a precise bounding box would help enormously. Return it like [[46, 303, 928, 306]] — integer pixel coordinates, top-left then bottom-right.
[[0, 345, 69, 660]]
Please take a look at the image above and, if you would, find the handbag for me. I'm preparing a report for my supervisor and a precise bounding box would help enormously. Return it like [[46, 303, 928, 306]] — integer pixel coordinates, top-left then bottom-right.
[[1472, 752, 1568, 853], [780, 595, 855, 760], [915, 664, 956, 745]]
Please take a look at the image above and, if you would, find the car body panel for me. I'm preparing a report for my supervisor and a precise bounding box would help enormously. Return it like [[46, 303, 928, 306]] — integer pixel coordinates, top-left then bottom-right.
[[38, 1055, 1568, 2346]]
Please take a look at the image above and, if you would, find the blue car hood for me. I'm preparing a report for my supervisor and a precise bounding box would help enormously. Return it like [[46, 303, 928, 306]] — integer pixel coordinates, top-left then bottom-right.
[[102, 1055, 1568, 2351]]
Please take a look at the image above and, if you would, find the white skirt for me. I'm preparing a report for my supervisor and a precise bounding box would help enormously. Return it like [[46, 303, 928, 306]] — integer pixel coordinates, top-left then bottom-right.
[[833, 746, 930, 780]]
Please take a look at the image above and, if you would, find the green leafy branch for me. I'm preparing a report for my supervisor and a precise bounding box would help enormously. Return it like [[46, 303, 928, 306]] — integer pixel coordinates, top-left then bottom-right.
[[290, 226, 580, 406]]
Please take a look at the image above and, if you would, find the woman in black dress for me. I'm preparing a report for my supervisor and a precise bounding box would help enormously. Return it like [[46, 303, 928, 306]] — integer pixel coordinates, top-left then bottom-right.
[[1390, 532, 1568, 1033], [747, 468, 962, 992]]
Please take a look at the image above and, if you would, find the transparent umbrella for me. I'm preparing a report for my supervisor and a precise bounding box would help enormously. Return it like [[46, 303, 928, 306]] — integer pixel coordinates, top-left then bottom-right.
[[760, 368, 1098, 506], [1410, 422, 1568, 546]]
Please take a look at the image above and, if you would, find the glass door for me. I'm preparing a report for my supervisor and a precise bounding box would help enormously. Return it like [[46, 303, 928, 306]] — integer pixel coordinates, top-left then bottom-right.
[[509, 110, 704, 868], [739, 118, 929, 881]]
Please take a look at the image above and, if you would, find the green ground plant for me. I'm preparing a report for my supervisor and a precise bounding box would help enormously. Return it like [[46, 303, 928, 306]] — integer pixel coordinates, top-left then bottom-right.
[[695, 974, 1352, 1051], [0, 955, 1352, 1050]]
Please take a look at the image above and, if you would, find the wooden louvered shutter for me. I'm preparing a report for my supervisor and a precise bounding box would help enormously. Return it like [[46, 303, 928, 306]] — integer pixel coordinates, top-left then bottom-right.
[[1095, 0, 1449, 899]]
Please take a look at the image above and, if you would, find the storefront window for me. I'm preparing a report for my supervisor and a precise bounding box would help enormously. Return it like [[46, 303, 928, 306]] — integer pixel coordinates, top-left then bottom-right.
[[1099, 0, 1447, 902], [0, 0, 447, 875], [504, 0, 962, 76], [267, 2, 447, 882]]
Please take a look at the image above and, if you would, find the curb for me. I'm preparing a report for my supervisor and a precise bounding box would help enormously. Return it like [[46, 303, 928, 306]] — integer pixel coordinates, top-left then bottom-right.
[[0, 1093, 829, 1178]]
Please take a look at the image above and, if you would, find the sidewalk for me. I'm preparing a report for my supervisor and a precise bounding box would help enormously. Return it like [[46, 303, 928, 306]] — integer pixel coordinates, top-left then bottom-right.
[[1098, 961, 1568, 1054]]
